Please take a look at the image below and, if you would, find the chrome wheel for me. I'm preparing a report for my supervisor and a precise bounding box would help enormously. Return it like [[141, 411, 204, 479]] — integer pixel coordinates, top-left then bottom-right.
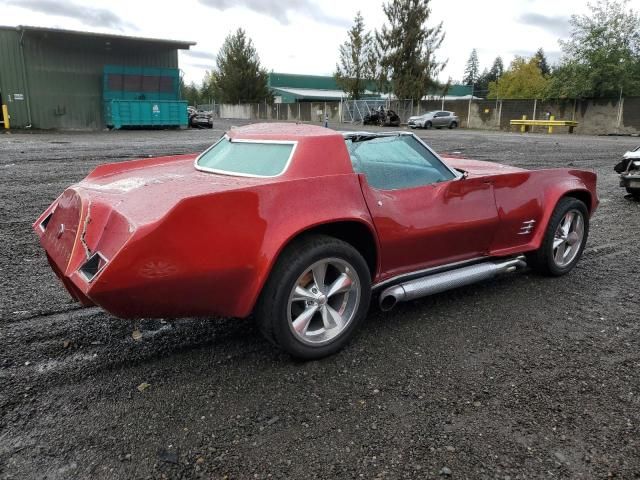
[[287, 258, 361, 346], [552, 209, 584, 267]]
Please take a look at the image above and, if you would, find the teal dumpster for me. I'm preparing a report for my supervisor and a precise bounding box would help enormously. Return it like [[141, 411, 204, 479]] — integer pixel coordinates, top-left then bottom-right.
[[103, 65, 188, 129], [105, 99, 188, 129]]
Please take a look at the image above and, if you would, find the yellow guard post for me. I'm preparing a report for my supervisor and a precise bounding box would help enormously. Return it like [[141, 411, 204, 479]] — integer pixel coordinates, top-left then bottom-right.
[[1, 104, 9, 129]]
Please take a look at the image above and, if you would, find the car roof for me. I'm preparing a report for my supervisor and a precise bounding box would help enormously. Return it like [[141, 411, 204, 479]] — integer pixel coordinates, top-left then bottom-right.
[[228, 122, 340, 141]]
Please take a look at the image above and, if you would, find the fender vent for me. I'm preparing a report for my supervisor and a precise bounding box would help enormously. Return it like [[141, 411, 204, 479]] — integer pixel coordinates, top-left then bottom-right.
[[79, 253, 108, 282], [518, 219, 536, 235]]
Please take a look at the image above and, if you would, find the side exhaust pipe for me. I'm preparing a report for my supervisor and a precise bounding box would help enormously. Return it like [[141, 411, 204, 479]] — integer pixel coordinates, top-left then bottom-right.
[[379, 256, 527, 311]]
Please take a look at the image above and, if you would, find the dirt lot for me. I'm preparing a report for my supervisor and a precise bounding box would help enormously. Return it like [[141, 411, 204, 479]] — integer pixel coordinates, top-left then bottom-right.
[[1, 121, 639, 479]]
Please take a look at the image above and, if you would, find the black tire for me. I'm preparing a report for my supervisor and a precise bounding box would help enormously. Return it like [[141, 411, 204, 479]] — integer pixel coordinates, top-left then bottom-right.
[[449, 121, 458, 129], [255, 235, 371, 359], [425, 121, 432, 129], [526, 197, 589, 276], [625, 187, 640, 198]]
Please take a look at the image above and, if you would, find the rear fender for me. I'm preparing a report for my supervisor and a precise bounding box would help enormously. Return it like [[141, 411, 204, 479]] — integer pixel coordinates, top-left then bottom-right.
[[88, 174, 375, 319]]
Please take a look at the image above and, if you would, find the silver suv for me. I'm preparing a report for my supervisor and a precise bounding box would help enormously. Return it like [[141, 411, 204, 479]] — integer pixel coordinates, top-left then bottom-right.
[[408, 111, 459, 129]]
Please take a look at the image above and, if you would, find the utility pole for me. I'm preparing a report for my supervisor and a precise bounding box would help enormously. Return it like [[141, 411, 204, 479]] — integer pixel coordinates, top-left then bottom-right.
[[467, 84, 474, 129]]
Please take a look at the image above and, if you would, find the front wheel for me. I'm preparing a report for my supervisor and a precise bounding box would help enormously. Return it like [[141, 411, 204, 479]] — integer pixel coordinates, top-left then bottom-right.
[[425, 121, 432, 129], [526, 197, 589, 276], [256, 235, 371, 359]]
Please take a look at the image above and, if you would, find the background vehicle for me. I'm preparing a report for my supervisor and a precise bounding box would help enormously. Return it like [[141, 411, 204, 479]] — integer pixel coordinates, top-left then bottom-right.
[[408, 110, 459, 129], [614, 146, 640, 198], [188, 107, 213, 128], [34, 124, 598, 360], [363, 108, 401, 127]]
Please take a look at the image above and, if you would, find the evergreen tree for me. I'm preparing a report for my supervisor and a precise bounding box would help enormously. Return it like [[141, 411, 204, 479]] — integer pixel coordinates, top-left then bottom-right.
[[368, 31, 392, 93], [476, 57, 504, 97], [489, 56, 504, 79], [533, 48, 551, 76], [180, 79, 203, 106], [207, 29, 271, 104], [376, 0, 446, 100], [335, 12, 373, 99], [462, 49, 480, 85], [475, 68, 490, 96]]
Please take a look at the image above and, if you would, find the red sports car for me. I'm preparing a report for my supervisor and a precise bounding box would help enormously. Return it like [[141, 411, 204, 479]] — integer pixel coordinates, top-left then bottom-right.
[[34, 124, 598, 359]]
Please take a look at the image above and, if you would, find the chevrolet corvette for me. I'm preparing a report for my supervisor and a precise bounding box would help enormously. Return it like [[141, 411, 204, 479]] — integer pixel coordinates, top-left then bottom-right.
[[34, 124, 598, 359]]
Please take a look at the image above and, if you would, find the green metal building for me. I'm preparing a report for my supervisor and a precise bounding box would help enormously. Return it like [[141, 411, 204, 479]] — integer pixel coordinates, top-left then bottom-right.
[[0, 26, 194, 130], [268, 73, 381, 103], [267, 72, 474, 103]]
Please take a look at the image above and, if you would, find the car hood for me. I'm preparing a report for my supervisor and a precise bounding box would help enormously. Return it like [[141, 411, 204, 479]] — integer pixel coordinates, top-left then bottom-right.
[[441, 156, 526, 177]]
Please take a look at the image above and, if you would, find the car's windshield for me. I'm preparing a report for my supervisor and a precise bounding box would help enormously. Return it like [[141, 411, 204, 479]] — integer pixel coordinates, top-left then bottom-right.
[[345, 135, 456, 190], [418, 111, 437, 117], [196, 137, 295, 177]]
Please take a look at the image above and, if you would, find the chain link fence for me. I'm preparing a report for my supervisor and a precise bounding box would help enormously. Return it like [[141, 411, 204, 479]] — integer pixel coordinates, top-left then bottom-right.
[[341, 99, 388, 123], [191, 97, 640, 135]]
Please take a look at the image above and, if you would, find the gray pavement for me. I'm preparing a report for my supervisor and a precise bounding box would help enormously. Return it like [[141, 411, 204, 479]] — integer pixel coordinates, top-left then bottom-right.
[[1, 122, 639, 479]]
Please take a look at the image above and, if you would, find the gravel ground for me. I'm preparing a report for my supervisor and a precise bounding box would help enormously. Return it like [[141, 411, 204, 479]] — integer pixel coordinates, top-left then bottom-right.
[[1, 121, 639, 479]]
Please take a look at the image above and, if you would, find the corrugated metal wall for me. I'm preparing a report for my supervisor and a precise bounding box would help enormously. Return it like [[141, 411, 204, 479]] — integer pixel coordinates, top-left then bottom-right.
[[0, 27, 181, 130], [0, 29, 31, 127]]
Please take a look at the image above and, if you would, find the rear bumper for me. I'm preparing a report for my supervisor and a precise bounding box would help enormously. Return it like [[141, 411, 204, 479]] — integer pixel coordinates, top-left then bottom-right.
[[45, 253, 95, 307], [620, 174, 640, 189]]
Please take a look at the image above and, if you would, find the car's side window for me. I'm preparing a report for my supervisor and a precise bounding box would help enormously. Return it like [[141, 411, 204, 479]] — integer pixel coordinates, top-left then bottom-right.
[[346, 136, 456, 190]]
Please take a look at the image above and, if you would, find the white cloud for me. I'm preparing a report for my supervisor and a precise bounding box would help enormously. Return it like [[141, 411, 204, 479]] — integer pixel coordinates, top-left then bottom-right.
[[3, 0, 640, 85]]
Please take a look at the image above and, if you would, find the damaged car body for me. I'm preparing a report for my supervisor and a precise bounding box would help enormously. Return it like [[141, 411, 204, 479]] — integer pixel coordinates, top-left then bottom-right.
[[614, 146, 640, 198], [34, 123, 598, 359]]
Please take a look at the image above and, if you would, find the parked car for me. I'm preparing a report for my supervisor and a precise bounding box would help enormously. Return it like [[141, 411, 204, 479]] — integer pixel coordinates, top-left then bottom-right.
[[363, 108, 401, 127], [189, 108, 213, 128], [614, 146, 640, 198], [408, 110, 459, 129], [34, 124, 598, 359]]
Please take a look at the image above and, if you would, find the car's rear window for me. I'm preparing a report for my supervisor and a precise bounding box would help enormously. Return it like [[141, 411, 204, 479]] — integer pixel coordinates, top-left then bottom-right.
[[196, 137, 295, 177]]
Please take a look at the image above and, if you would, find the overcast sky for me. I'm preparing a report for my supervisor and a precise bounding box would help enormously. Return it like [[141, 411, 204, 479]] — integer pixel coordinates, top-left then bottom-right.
[[3, 0, 640, 85]]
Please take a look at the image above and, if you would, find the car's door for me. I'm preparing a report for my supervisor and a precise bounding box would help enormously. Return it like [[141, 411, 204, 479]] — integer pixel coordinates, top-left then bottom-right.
[[435, 111, 449, 126], [347, 135, 500, 279]]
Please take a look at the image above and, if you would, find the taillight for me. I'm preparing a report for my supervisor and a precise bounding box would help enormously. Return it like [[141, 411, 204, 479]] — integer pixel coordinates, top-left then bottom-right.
[[39, 209, 55, 232], [79, 252, 108, 282]]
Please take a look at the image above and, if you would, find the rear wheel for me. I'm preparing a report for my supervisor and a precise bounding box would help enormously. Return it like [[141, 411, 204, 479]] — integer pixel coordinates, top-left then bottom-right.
[[527, 197, 589, 276], [256, 235, 371, 359], [449, 121, 458, 129]]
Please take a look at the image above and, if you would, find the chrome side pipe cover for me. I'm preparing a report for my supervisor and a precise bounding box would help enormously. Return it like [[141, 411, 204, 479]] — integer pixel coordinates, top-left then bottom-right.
[[379, 256, 527, 311]]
